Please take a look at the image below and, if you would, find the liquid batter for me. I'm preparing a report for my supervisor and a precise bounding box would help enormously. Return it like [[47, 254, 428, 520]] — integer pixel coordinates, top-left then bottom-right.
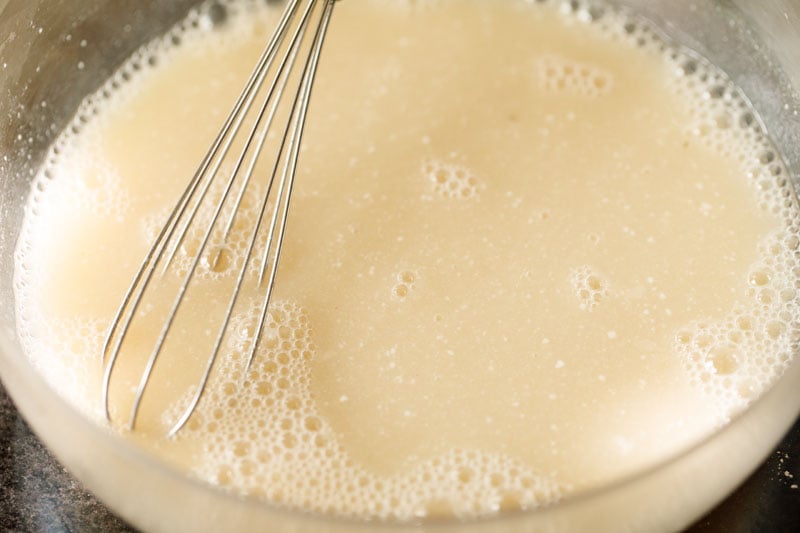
[[13, 0, 800, 521]]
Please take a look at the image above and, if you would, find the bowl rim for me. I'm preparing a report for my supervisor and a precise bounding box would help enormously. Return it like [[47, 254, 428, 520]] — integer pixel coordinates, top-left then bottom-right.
[[2, 0, 800, 528]]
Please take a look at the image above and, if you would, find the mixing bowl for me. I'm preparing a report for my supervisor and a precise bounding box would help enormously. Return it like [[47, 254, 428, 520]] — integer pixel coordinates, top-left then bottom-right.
[[1, 1, 800, 531]]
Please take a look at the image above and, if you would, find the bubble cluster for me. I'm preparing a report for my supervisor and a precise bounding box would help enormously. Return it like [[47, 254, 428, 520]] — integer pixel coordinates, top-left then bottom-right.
[[594, 0, 800, 417], [535, 54, 613, 98], [131, 154, 287, 284], [423, 160, 481, 200], [666, 54, 767, 160], [392, 270, 418, 300], [570, 265, 609, 311], [550, 0, 672, 52], [24, 147, 130, 222], [168, 178, 275, 281], [665, 56, 800, 225], [544, 1, 796, 221], [675, 229, 800, 418]]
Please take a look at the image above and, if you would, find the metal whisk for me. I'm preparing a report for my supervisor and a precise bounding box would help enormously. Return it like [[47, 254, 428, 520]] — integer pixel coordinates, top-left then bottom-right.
[[101, 0, 337, 436]]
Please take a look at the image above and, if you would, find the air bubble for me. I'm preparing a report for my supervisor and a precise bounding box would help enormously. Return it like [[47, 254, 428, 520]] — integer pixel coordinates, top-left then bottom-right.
[[749, 269, 771, 287], [207, 3, 229, 28], [760, 151, 776, 165], [766, 321, 785, 339], [707, 85, 725, 99], [499, 492, 523, 512], [399, 271, 416, 284], [680, 60, 697, 76], [570, 265, 608, 310], [708, 345, 739, 375], [393, 284, 409, 299]]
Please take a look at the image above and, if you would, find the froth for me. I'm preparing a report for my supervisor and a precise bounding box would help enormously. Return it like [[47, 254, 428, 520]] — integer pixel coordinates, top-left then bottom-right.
[[163, 300, 561, 520], [676, 229, 800, 419], [570, 265, 609, 311], [140, 168, 275, 281], [423, 159, 482, 200], [535, 55, 613, 98]]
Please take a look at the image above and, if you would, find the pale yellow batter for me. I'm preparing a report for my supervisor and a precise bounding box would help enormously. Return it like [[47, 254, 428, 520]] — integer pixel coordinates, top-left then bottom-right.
[[13, 0, 800, 521]]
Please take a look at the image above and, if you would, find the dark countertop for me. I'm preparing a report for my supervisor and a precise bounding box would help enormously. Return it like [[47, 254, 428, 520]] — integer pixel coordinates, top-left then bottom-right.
[[1, 381, 798, 533]]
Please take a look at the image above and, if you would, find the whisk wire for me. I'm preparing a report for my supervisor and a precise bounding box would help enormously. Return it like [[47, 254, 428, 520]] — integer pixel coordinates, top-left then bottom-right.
[[167, 0, 335, 437], [160, 0, 317, 274], [130, 0, 325, 432], [102, 0, 337, 432], [248, 0, 335, 373], [209, 11, 311, 272], [101, 0, 310, 423]]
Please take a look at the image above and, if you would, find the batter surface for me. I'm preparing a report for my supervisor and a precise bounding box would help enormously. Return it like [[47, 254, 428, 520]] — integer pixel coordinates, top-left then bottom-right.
[[13, 0, 800, 521]]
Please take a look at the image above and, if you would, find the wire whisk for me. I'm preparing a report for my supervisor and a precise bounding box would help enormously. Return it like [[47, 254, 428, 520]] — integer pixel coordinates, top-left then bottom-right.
[[101, 0, 337, 436]]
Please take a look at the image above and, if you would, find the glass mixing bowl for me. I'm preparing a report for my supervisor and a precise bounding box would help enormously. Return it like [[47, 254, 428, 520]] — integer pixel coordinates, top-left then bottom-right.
[[1, 1, 800, 531]]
